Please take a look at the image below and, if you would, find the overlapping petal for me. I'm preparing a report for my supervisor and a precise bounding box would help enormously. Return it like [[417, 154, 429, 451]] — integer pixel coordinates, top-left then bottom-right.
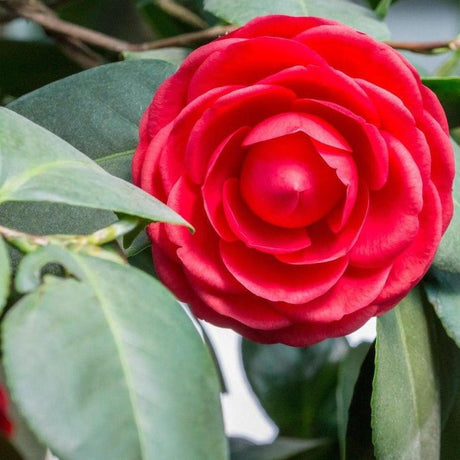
[[133, 15, 454, 347]]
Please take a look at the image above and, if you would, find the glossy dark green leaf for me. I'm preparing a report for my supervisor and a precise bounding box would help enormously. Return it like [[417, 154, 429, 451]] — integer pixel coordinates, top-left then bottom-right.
[[422, 77, 460, 128], [0, 238, 10, 313], [372, 289, 441, 459], [242, 338, 348, 440], [5, 60, 176, 247], [8, 60, 175, 167], [336, 342, 371, 459], [421, 293, 460, 458], [0, 40, 80, 98], [433, 138, 460, 273], [58, 0, 152, 42], [0, 108, 189, 228], [122, 47, 191, 66], [441, 382, 460, 459], [425, 269, 460, 348], [345, 343, 375, 460], [3, 245, 227, 460], [204, 0, 390, 40], [230, 436, 331, 460]]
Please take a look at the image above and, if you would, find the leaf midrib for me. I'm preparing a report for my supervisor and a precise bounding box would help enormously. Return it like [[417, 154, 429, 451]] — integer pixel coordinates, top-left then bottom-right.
[[76, 257, 148, 460], [0, 160, 98, 204]]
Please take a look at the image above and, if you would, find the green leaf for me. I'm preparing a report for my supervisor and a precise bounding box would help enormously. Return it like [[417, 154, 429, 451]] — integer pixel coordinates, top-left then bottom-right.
[[433, 138, 460, 273], [0, 436, 23, 460], [367, 0, 398, 18], [204, 0, 390, 40], [242, 337, 348, 441], [3, 245, 227, 460], [0, 40, 80, 98], [345, 343, 375, 460], [0, 108, 189, 228], [0, 238, 10, 313], [425, 269, 460, 348], [8, 60, 175, 170], [336, 342, 371, 459], [422, 295, 460, 458], [229, 436, 331, 460], [0, 366, 46, 460], [372, 289, 441, 459], [122, 47, 191, 66], [422, 77, 460, 128]]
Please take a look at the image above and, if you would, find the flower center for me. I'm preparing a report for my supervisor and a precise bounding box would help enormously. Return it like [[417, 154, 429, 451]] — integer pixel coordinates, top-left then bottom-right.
[[240, 133, 344, 228]]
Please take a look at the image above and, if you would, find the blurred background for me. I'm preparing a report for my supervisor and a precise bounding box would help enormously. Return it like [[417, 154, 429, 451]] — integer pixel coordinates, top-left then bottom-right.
[[2, 0, 459, 447]]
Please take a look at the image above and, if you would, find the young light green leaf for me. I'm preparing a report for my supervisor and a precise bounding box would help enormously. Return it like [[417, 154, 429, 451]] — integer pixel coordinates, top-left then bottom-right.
[[242, 337, 348, 441], [0, 108, 189, 228], [204, 0, 390, 40], [336, 342, 371, 460], [372, 0, 394, 18], [0, 237, 10, 313], [425, 269, 460, 348], [372, 289, 441, 460], [433, 138, 460, 273], [4, 246, 227, 460]]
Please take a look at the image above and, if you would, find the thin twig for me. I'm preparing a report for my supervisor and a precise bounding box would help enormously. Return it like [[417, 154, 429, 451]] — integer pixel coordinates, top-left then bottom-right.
[[385, 37, 460, 54], [3, 0, 460, 57], [130, 25, 236, 51]]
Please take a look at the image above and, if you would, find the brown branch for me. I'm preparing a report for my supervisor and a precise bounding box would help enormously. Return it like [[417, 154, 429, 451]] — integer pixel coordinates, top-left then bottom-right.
[[1, 0, 105, 67], [384, 37, 460, 53], [3, 0, 460, 59], [131, 25, 236, 51]]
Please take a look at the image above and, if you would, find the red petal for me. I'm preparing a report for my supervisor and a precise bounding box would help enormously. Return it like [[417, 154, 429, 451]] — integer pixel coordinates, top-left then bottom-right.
[[350, 134, 423, 268], [164, 177, 245, 293], [272, 264, 391, 323], [187, 37, 327, 101], [375, 181, 443, 310], [277, 183, 369, 264], [294, 99, 389, 190], [186, 84, 297, 184], [297, 25, 423, 117], [246, 304, 378, 347], [419, 112, 455, 232], [202, 127, 249, 241], [228, 15, 337, 39], [221, 240, 348, 304], [222, 178, 311, 254], [358, 79, 432, 180], [259, 65, 379, 124], [420, 84, 449, 134], [240, 133, 344, 228], [145, 37, 244, 136], [243, 111, 352, 151], [159, 85, 242, 193], [312, 141, 359, 232]]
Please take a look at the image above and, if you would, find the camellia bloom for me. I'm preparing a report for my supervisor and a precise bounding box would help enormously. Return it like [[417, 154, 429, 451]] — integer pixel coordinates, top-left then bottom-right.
[[0, 385, 13, 438], [133, 15, 455, 346]]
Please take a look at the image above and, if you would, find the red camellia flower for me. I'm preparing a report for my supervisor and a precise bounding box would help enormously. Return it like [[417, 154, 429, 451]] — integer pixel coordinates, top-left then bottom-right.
[[0, 385, 13, 438], [133, 15, 455, 346]]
